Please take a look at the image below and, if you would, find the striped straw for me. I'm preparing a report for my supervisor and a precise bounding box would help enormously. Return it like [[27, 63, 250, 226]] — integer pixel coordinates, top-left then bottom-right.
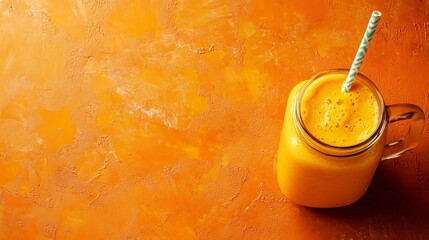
[[342, 11, 382, 92]]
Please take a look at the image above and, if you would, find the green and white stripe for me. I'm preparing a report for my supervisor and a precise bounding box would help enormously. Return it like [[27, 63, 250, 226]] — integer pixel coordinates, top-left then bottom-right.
[[342, 11, 382, 92]]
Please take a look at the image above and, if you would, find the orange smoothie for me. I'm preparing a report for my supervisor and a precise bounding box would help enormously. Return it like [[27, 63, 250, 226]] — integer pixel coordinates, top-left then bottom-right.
[[277, 71, 388, 208], [301, 74, 380, 146]]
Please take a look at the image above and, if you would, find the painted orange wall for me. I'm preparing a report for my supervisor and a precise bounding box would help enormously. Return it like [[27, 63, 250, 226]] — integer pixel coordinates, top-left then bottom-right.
[[0, 0, 428, 239]]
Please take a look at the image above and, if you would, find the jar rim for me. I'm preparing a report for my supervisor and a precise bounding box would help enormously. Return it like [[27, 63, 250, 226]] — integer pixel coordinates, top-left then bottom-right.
[[294, 69, 387, 157]]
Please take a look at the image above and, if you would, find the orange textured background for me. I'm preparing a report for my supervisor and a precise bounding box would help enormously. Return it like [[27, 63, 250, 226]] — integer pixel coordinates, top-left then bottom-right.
[[0, 0, 429, 239]]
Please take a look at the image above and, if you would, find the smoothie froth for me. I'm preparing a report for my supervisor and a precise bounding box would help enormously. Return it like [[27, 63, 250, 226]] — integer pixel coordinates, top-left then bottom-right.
[[300, 74, 380, 147]]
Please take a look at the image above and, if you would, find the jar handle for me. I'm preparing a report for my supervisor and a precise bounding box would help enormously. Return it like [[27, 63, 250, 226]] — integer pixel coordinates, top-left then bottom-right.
[[382, 104, 425, 160]]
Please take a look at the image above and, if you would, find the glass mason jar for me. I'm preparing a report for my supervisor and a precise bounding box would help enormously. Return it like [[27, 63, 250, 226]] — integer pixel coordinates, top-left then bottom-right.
[[276, 69, 425, 208]]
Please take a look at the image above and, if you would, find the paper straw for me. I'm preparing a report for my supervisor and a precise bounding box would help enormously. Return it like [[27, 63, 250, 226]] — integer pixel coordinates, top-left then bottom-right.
[[342, 11, 382, 92]]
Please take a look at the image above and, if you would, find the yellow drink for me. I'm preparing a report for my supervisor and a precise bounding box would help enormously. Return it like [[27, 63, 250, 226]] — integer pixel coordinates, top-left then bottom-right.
[[277, 70, 387, 208], [277, 70, 425, 208]]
